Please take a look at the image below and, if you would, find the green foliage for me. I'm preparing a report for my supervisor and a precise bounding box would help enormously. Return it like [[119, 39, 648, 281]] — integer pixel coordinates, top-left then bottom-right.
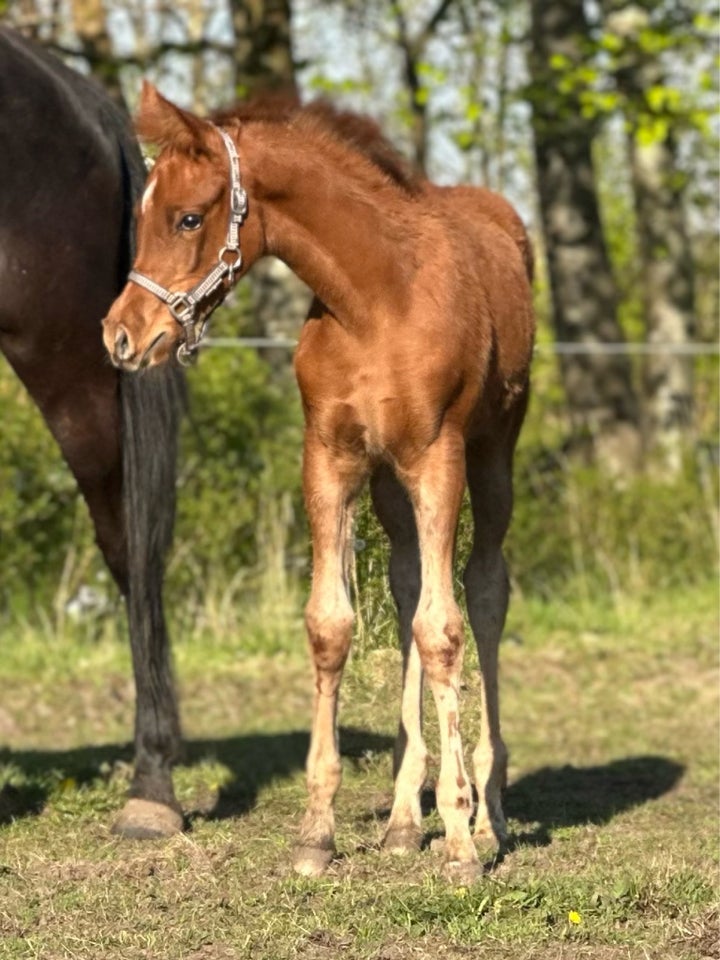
[[352, 351, 718, 648], [0, 365, 90, 611], [308, 75, 372, 97], [169, 303, 305, 601], [3, 338, 717, 645], [533, 5, 715, 144]]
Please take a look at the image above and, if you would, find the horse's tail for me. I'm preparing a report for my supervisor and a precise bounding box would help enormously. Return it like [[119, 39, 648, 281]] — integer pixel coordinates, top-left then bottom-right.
[[116, 116, 186, 587], [120, 368, 185, 606]]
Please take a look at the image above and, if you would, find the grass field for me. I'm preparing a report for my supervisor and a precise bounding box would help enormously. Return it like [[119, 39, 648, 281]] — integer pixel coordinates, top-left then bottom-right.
[[0, 581, 717, 959]]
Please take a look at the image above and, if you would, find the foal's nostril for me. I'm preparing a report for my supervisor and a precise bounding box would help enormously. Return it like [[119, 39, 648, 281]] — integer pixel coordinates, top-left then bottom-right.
[[114, 326, 133, 361]]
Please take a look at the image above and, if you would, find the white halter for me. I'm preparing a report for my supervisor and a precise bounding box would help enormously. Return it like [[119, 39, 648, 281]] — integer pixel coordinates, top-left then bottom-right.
[[128, 127, 247, 365]]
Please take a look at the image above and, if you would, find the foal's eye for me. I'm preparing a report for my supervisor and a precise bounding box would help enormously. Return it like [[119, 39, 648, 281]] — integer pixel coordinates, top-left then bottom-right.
[[179, 213, 203, 231]]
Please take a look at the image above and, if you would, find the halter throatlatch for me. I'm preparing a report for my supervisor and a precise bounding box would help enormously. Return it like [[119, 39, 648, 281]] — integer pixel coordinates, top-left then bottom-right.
[[128, 127, 247, 366]]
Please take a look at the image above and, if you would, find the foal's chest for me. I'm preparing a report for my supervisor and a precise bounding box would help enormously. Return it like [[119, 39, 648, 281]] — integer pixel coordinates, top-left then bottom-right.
[[295, 326, 468, 463]]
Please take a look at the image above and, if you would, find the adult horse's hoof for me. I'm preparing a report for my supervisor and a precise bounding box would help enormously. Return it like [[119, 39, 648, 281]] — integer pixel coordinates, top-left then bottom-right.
[[293, 844, 334, 877], [111, 798, 183, 839], [442, 858, 482, 884], [383, 825, 422, 855]]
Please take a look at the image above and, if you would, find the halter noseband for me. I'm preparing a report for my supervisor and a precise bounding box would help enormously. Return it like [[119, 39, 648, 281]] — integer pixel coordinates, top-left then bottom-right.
[[128, 127, 247, 366]]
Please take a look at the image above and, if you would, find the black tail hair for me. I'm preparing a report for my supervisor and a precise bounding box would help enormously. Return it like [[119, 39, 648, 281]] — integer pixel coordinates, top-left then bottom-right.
[[117, 123, 185, 598]]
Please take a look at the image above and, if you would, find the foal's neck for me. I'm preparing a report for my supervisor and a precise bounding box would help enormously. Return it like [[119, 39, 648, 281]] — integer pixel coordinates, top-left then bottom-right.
[[239, 125, 417, 323]]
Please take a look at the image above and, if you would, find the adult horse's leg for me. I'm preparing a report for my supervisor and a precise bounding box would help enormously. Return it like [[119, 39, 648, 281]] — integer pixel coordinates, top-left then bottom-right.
[[2, 341, 183, 836], [463, 412, 526, 852], [293, 431, 366, 877], [113, 368, 185, 838], [369, 465, 426, 854], [398, 429, 479, 881]]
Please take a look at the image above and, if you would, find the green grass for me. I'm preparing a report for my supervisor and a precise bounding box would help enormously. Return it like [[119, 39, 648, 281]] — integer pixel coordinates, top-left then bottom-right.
[[0, 581, 717, 959]]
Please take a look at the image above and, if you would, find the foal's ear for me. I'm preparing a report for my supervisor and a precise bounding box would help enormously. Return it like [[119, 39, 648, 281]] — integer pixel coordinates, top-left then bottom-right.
[[135, 81, 211, 154]]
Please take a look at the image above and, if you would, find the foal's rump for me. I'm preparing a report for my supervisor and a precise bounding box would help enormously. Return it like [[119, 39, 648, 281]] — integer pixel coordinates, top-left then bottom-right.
[[426, 183, 534, 284], [423, 183, 535, 415]]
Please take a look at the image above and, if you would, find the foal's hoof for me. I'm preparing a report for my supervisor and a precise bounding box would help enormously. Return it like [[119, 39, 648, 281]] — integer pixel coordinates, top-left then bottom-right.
[[111, 799, 183, 839], [442, 858, 482, 884], [383, 825, 422, 855], [293, 844, 334, 878], [473, 816, 507, 855]]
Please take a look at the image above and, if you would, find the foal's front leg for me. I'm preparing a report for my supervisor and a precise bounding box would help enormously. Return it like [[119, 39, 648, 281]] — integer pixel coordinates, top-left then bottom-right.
[[293, 433, 366, 877]]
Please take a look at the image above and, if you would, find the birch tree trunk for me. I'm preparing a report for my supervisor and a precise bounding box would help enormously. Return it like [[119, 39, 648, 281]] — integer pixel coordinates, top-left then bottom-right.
[[69, 0, 124, 106], [603, 3, 696, 476], [530, 0, 642, 474]]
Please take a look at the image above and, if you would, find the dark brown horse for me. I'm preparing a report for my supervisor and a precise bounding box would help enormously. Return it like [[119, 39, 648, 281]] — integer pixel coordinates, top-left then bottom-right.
[[0, 30, 185, 838], [103, 84, 535, 880]]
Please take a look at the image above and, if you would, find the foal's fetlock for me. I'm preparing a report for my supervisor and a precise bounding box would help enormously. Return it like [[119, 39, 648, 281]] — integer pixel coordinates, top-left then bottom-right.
[[383, 822, 422, 855], [294, 807, 337, 876], [293, 839, 335, 877], [440, 833, 481, 883], [473, 788, 507, 840]]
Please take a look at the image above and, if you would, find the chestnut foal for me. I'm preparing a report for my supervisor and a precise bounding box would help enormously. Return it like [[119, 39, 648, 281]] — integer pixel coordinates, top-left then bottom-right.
[[103, 84, 535, 881]]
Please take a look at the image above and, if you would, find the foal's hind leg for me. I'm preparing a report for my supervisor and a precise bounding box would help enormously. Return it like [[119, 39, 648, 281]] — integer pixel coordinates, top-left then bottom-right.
[[293, 432, 366, 877], [370, 465, 426, 854], [399, 430, 478, 881], [463, 436, 516, 851]]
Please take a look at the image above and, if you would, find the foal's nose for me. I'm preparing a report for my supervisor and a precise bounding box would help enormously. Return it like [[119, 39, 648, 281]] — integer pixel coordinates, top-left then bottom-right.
[[113, 326, 135, 362]]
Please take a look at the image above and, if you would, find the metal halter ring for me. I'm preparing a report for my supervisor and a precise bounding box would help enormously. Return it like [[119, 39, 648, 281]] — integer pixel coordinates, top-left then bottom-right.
[[218, 246, 243, 277]]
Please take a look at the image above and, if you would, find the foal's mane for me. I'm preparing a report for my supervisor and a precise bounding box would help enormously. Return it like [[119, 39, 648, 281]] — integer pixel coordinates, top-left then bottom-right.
[[211, 95, 421, 196]]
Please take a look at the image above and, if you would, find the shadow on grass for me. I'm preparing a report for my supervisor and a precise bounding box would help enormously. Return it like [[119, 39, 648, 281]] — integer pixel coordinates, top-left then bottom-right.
[[0, 745, 683, 867], [365, 754, 684, 864], [491, 754, 685, 866], [186, 726, 395, 822], [0, 726, 394, 827]]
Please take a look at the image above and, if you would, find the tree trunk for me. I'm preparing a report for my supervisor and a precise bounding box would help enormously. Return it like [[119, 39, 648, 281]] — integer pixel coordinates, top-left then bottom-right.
[[69, 0, 125, 107], [230, 0, 297, 97], [229, 0, 311, 364], [530, 0, 642, 474], [633, 136, 695, 474], [603, 3, 696, 476]]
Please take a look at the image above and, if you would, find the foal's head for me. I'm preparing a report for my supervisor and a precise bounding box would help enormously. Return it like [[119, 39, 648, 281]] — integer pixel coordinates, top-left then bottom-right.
[[103, 83, 263, 369]]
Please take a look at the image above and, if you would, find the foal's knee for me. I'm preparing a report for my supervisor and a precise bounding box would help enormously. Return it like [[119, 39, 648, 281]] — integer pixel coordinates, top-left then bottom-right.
[[305, 599, 354, 675], [412, 603, 465, 680]]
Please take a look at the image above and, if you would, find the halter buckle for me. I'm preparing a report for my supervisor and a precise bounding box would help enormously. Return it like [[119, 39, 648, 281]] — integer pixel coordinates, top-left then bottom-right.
[[167, 291, 197, 325], [231, 186, 247, 218]]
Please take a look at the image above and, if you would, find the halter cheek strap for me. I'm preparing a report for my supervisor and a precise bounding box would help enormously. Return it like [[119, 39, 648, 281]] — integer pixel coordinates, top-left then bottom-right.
[[128, 127, 247, 366]]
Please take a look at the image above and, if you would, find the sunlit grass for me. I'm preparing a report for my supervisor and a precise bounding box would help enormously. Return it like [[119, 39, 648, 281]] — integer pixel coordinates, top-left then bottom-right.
[[0, 572, 716, 958]]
